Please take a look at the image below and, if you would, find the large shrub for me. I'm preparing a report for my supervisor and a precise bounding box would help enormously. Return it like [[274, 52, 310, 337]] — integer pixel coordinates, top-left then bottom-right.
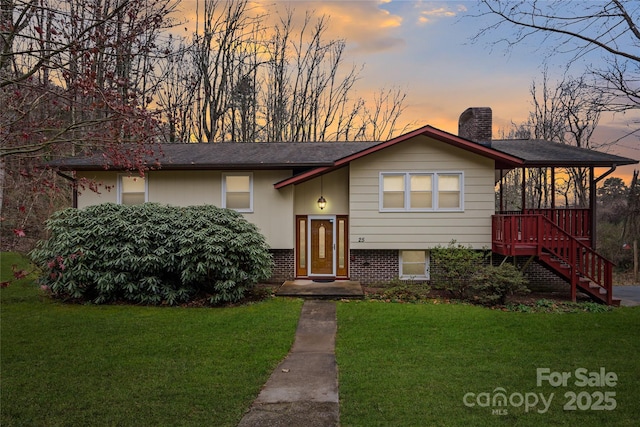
[[430, 241, 486, 299], [472, 263, 529, 305], [430, 241, 528, 305], [30, 203, 273, 305]]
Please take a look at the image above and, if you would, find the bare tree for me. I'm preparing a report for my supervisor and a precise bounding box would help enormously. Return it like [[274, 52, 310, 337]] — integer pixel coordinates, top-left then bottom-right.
[[1, 0, 178, 159], [267, 10, 362, 142], [155, 36, 198, 143], [190, 0, 264, 142], [524, 70, 564, 208], [1, 0, 177, 247], [359, 87, 411, 141], [500, 71, 604, 209], [559, 76, 604, 206], [474, 0, 640, 114], [187, 2, 408, 143]]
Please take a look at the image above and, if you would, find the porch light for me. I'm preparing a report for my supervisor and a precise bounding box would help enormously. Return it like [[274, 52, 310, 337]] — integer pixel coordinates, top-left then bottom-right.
[[317, 195, 327, 210], [317, 175, 326, 209]]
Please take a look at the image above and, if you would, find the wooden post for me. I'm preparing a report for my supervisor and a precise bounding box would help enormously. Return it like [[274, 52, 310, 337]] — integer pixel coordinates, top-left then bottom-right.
[[634, 240, 638, 283], [499, 169, 504, 212], [521, 167, 526, 212], [550, 168, 555, 209], [589, 167, 596, 249]]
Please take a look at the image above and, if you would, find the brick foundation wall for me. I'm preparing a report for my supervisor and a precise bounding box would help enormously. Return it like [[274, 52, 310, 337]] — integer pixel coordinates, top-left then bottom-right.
[[269, 248, 402, 285], [349, 249, 399, 285], [272, 248, 568, 290], [268, 249, 294, 283], [491, 254, 570, 294], [343, 249, 571, 294]]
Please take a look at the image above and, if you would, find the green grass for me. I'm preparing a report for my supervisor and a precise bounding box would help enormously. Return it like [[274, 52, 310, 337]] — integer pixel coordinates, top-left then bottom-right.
[[337, 300, 640, 426], [4, 251, 640, 426], [1, 252, 303, 427]]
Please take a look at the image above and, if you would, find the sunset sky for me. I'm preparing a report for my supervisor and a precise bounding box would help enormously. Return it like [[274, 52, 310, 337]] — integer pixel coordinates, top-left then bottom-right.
[[177, 0, 639, 184]]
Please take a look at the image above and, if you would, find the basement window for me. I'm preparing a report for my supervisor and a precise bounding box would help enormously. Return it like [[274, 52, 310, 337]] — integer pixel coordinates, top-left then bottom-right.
[[399, 250, 430, 280]]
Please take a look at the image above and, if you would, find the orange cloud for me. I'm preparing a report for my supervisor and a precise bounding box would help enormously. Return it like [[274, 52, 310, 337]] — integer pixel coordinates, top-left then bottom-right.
[[175, 1, 405, 54], [268, 1, 404, 54]]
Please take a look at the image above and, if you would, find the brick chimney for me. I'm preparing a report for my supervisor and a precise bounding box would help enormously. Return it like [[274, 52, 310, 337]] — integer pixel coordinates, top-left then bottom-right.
[[458, 107, 492, 146]]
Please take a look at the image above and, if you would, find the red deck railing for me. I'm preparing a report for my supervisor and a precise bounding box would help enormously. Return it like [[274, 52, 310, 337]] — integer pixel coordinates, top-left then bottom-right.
[[492, 213, 614, 305], [497, 209, 591, 243]]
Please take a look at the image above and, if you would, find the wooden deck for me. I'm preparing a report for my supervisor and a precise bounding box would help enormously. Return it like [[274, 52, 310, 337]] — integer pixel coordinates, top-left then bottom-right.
[[492, 210, 618, 306]]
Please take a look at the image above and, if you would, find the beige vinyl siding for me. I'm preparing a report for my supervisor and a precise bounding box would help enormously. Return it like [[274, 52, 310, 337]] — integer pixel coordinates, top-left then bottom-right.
[[149, 170, 220, 206], [78, 170, 294, 249], [250, 170, 294, 249], [349, 135, 495, 250], [149, 169, 294, 249], [294, 167, 349, 215], [77, 172, 118, 208]]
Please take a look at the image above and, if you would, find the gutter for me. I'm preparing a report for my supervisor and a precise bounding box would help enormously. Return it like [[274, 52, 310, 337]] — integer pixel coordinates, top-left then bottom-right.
[[594, 165, 617, 184]]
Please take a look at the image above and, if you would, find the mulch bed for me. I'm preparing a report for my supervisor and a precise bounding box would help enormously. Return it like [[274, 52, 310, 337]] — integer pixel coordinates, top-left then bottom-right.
[[361, 285, 595, 306]]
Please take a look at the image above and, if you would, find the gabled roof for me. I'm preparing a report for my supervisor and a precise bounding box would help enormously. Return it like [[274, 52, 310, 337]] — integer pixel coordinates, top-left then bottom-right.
[[273, 125, 524, 188], [49, 124, 637, 187]]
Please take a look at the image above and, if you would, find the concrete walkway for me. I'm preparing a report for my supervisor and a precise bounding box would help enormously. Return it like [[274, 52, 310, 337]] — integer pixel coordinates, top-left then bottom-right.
[[237, 300, 339, 427]]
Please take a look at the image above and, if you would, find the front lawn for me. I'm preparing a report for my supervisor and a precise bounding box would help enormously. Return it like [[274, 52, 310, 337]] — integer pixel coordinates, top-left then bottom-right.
[[1, 253, 302, 427], [4, 252, 639, 426], [336, 301, 640, 426]]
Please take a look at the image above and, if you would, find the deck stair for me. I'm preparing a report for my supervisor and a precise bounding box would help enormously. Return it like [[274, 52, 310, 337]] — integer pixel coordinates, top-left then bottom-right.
[[493, 213, 620, 306]]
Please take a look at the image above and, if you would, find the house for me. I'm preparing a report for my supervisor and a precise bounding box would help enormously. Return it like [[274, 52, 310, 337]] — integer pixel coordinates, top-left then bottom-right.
[[51, 108, 638, 304]]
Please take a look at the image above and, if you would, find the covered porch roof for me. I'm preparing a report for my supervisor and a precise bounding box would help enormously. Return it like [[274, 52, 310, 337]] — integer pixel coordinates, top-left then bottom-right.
[[490, 139, 637, 249], [490, 139, 638, 168]]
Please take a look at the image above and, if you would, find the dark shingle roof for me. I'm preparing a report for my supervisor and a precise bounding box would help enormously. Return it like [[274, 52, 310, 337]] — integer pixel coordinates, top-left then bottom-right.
[[50, 141, 382, 171], [491, 139, 637, 167], [48, 135, 638, 173]]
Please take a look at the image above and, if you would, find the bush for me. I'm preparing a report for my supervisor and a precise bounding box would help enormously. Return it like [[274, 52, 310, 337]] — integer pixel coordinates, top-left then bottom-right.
[[430, 241, 485, 299], [380, 279, 431, 302], [30, 203, 272, 305], [471, 263, 529, 305], [430, 241, 528, 305], [597, 221, 632, 270]]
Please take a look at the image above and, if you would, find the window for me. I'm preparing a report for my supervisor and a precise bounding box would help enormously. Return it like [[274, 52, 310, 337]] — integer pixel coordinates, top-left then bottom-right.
[[438, 174, 461, 209], [382, 174, 405, 209], [380, 172, 462, 211], [400, 250, 429, 279], [298, 218, 306, 272], [410, 174, 432, 209], [118, 175, 146, 205], [223, 173, 253, 212]]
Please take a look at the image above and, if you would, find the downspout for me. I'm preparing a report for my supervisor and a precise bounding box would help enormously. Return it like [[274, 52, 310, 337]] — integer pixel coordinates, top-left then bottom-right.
[[56, 171, 78, 209], [590, 165, 618, 249]]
